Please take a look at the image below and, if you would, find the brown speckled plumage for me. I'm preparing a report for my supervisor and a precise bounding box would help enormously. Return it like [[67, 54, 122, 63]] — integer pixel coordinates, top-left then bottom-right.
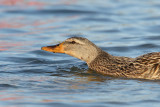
[[89, 51, 160, 79], [42, 37, 160, 80]]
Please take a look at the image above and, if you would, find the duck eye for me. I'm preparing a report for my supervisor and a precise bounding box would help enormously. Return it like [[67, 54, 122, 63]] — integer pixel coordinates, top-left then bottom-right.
[[71, 41, 76, 44]]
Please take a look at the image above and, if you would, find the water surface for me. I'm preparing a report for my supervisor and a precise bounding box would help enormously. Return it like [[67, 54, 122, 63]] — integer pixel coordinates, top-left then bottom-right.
[[1, 0, 160, 107]]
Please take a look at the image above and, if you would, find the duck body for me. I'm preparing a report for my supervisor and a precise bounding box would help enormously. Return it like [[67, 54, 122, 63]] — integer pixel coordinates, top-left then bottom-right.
[[42, 37, 160, 80], [89, 51, 160, 79]]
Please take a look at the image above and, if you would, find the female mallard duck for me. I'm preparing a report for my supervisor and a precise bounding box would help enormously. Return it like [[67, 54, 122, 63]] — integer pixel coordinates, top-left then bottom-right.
[[41, 37, 160, 80]]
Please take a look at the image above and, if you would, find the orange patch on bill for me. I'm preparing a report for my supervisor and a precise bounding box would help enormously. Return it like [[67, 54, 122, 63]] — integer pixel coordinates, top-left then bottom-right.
[[41, 42, 64, 53]]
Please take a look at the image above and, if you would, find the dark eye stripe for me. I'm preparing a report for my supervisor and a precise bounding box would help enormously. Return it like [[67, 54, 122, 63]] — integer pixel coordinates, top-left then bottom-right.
[[71, 41, 76, 44]]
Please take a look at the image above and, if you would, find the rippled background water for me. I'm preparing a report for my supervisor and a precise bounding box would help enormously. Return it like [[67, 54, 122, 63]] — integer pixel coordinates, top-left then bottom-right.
[[1, 0, 160, 106]]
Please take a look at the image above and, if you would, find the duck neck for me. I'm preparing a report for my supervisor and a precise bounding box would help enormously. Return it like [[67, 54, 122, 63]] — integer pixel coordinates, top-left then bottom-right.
[[88, 51, 133, 74], [86, 50, 110, 65]]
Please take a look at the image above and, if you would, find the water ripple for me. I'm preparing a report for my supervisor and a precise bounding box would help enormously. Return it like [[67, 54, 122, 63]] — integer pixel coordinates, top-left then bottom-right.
[[0, 84, 18, 89], [6, 9, 98, 15]]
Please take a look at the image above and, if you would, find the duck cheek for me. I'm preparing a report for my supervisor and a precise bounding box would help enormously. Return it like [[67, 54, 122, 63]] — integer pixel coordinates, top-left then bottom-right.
[[65, 51, 75, 57], [65, 51, 81, 60]]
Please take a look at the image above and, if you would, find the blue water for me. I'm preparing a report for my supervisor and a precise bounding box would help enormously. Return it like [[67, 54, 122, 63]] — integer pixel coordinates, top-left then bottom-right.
[[1, 0, 160, 106]]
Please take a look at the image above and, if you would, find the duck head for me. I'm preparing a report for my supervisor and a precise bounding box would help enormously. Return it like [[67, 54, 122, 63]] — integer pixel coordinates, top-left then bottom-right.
[[41, 37, 102, 64]]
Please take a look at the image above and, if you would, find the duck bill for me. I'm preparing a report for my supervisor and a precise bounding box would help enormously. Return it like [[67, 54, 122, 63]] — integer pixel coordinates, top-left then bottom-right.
[[41, 42, 65, 53]]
